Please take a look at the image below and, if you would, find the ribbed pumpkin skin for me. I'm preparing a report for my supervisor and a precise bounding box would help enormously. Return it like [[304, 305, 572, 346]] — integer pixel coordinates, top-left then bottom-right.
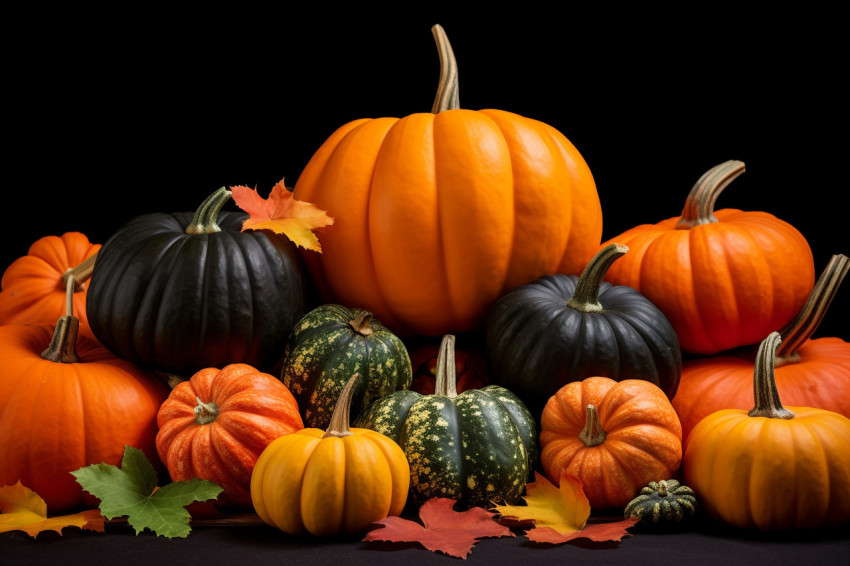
[[281, 304, 412, 429], [250, 427, 410, 536], [0, 324, 169, 512], [156, 364, 304, 509], [355, 385, 538, 508], [486, 274, 682, 413], [673, 337, 850, 444], [0, 232, 100, 340], [86, 210, 306, 376], [683, 406, 850, 530], [601, 209, 814, 355], [292, 109, 602, 337], [540, 377, 683, 510]]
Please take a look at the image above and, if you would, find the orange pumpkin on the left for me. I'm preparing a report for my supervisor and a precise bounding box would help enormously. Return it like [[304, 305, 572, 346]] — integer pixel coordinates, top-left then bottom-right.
[[156, 364, 304, 509], [0, 232, 100, 341]]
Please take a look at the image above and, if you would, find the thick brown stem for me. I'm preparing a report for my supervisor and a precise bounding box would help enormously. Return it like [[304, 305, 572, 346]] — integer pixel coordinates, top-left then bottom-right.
[[675, 160, 745, 229], [566, 243, 628, 313], [776, 254, 849, 364], [194, 397, 220, 425], [348, 311, 375, 336], [657, 481, 669, 497], [430, 24, 460, 113], [61, 253, 98, 291], [579, 404, 606, 447], [41, 276, 81, 363], [323, 373, 361, 438], [186, 187, 231, 235], [433, 334, 458, 398], [748, 332, 795, 419]]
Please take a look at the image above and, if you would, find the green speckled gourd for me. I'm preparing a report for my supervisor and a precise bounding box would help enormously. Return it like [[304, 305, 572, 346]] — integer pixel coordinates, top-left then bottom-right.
[[281, 304, 412, 429], [355, 334, 538, 509], [624, 480, 698, 526]]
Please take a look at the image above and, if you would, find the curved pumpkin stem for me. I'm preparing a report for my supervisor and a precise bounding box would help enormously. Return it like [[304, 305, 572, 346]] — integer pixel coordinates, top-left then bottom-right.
[[323, 373, 361, 438], [675, 160, 745, 229], [748, 332, 795, 420], [41, 275, 81, 363], [61, 252, 98, 292], [775, 253, 849, 364], [348, 311, 375, 336], [186, 187, 231, 235], [566, 243, 628, 313], [433, 334, 458, 398], [579, 404, 606, 447], [194, 397, 220, 425], [430, 24, 460, 113]]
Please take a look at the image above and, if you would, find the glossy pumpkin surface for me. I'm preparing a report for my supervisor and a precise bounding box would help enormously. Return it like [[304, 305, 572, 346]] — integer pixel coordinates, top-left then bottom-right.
[[156, 363, 304, 509], [540, 376, 683, 510], [601, 160, 814, 355], [0, 232, 100, 340], [292, 25, 602, 337]]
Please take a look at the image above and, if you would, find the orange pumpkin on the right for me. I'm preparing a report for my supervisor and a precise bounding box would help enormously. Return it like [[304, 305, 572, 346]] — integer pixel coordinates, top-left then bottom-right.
[[600, 160, 814, 355]]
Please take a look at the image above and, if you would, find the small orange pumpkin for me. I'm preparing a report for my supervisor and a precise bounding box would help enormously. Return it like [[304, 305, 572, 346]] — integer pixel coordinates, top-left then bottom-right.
[[539, 376, 682, 510], [156, 363, 304, 510], [0, 232, 100, 340]]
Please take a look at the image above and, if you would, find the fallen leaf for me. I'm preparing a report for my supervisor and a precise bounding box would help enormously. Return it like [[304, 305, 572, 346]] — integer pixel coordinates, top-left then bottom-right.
[[230, 180, 333, 252], [363, 497, 514, 559], [492, 471, 638, 545], [71, 446, 223, 538], [0, 481, 104, 537]]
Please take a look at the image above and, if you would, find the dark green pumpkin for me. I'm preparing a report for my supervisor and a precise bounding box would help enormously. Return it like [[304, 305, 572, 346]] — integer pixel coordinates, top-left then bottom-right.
[[624, 480, 698, 525], [86, 188, 307, 377], [355, 334, 538, 509], [281, 304, 412, 428], [486, 243, 681, 417]]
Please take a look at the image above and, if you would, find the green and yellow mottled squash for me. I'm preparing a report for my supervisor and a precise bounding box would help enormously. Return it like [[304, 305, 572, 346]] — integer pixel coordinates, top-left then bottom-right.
[[624, 480, 698, 526], [281, 304, 413, 428], [355, 334, 538, 509]]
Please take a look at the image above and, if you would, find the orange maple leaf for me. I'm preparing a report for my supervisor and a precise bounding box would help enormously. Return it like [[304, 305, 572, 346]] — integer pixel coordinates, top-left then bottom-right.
[[230, 179, 334, 253], [492, 471, 638, 545], [0, 481, 105, 537]]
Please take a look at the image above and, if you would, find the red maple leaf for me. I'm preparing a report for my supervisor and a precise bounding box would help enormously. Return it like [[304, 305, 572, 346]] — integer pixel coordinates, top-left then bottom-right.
[[363, 498, 514, 559]]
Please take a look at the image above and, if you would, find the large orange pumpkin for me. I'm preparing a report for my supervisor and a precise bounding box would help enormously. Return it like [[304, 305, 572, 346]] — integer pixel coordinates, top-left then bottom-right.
[[673, 253, 850, 443], [292, 25, 602, 337], [0, 232, 100, 340], [600, 160, 814, 355]]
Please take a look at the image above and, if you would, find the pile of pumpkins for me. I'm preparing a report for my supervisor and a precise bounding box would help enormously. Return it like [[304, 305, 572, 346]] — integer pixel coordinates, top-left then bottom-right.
[[1, 24, 848, 537]]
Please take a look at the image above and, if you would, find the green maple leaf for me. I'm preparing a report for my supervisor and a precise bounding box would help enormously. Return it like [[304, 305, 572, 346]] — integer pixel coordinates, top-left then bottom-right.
[[70, 446, 223, 538]]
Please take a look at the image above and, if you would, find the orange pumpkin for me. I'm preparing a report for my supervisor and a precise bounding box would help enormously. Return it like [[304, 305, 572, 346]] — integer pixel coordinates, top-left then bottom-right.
[[600, 160, 814, 355], [539, 376, 682, 510], [155, 363, 304, 510], [674, 254, 850, 443], [0, 276, 168, 512], [292, 25, 602, 337], [683, 332, 850, 530], [0, 232, 100, 340]]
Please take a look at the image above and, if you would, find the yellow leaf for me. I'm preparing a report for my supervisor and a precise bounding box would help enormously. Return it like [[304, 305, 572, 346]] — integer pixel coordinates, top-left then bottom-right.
[[230, 179, 334, 253], [0, 481, 104, 537], [493, 471, 589, 535]]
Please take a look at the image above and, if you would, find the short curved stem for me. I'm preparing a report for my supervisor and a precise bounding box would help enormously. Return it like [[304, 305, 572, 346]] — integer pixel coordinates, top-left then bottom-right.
[[41, 276, 81, 363], [433, 334, 458, 398], [430, 24, 460, 113], [348, 311, 375, 336], [675, 160, 745, 229], [657, 481, 669, 497], [579, 404, 606, 447], [566, 243, 628, 313], [748, 332, 795, 419], [323, 373, 361, 438], [186, 187, 231, 235], [194, 397, 220, 425]]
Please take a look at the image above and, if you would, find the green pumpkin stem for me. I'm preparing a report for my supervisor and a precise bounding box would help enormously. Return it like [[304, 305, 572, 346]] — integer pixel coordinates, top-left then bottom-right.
[[433, 334, 458, 398], [430, 24, 460, 113], [675, 160, 745, 229], [186, 187, 232, 235], [566, 243, 628, 313], [348, 311, 375, 336], [194, 397, 220, 425], [60, 252, 97, 292], [579, 404, 606, 447], [748, 332, 795, 420], [323, 373, 361, 438], [775, 253, 849, 365], [41, 274, 81, 363]]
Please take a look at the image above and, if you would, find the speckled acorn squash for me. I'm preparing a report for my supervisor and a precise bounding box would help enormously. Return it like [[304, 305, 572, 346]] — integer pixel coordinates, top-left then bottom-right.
[[624, 480, 698, 526], [281, 304, 412, 429], [355, 334, 538, 509]]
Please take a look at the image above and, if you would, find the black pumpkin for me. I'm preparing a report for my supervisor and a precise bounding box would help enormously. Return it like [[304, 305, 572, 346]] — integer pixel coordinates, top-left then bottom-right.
[[486, 243, 681, 417], [86, 187, 307, 376]]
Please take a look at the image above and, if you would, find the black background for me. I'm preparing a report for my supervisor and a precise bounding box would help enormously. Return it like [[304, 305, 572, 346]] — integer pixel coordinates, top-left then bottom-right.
[[3, 8, 847, 341]]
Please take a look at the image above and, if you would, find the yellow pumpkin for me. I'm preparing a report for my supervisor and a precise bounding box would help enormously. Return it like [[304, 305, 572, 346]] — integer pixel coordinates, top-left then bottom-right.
[[250, 373, 409, 536]]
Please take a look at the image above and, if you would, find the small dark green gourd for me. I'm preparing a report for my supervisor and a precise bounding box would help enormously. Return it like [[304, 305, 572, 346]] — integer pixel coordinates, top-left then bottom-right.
[[624, 480, 698, 526]]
